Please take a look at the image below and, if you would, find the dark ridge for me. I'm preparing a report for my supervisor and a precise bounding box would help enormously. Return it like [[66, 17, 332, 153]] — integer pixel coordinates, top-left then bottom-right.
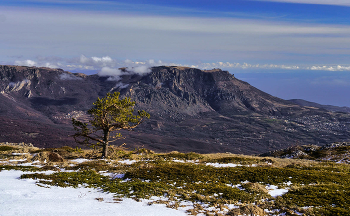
[[289, 99, 350, 113], [0, 65, 350, 154]]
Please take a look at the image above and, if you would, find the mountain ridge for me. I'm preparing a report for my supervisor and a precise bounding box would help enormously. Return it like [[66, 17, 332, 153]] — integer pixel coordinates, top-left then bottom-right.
[[288, 99, 350, 113], [1, 65, 350, 154]]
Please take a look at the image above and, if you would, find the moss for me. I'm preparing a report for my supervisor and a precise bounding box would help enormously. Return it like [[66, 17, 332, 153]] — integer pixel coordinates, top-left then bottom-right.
[[0, 146, 17, 151], [160, 152, 204, 160], [67, 160, 117, 172], [205, 156, 261, 165], [21, 170, 111, 188], [279, 184, 350, 215]]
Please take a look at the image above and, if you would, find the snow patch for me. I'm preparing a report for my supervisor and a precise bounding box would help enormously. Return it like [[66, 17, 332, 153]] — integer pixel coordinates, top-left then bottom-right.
[[117, 160, 137, 165], [205, 163, 242, 168], [266, 185, 289, 197], [70, 158, 91, 164], [0, 170, 188, 216]]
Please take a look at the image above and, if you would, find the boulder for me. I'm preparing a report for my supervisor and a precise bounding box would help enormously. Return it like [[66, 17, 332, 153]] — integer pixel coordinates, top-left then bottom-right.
[[48, 152, 64, 162]]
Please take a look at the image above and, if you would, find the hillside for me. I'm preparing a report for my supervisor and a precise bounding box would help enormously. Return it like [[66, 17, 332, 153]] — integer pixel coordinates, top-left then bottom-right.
[[1, 65, 350, 154], [289, 99, 350, 113]]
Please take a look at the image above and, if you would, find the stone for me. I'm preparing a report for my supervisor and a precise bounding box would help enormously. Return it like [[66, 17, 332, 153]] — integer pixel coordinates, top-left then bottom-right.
[[48, 152, 64, 162]]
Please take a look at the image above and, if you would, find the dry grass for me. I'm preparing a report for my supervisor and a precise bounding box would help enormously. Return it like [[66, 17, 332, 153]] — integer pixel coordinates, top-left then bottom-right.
[[0, 142, 320, 170], [202, 152, 319, 168], [227, 204, 265, 216]]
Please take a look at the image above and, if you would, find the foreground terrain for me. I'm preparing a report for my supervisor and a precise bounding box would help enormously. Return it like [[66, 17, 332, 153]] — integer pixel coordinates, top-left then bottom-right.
[[1, 142, 350, 215]]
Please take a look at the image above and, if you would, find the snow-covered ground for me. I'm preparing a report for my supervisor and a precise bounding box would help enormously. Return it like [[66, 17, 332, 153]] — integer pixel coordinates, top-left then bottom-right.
[[0, 170, 188, 216], [0, 158, 291, 216]]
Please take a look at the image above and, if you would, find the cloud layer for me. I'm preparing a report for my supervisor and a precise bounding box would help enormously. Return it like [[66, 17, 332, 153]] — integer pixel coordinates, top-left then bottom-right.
[[10, 55, 350, 74], [1, 7, 350, 67]]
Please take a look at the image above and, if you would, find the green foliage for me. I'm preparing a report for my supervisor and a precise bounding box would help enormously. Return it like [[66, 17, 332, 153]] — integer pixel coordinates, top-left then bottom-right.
[[21, 170, 112, 188], [87, 92, 149, 130], [72, 92, 150, 158], [206, 156, 262, 165], [0, 146, 17, 151], [279, 184, 350, 215], [67, 160, 119, 172], [160, 152, 204, 160], [66, 147, 83, 153]]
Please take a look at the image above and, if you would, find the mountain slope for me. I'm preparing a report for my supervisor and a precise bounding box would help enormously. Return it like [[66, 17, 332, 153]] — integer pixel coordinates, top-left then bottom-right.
[[0, 65, 350, 154], [289, 99, 350, 113]]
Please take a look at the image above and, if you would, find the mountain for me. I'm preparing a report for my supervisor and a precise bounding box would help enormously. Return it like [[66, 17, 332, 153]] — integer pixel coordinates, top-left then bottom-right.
[[288, 99, 350, 113], [1, 65, 350, 154]]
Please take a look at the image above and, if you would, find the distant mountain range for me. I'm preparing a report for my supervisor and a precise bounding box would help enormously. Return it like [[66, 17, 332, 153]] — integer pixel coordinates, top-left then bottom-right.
[[288, 99, 350, 113], [1, 65, 350, 154]]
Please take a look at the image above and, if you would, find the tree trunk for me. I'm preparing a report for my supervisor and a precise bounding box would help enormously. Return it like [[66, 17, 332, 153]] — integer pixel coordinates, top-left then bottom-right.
[[102, 129, 110, 158]]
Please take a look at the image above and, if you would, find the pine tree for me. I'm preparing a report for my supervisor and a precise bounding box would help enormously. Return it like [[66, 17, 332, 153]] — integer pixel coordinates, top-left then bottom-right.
[[72, 92, 150, 158]]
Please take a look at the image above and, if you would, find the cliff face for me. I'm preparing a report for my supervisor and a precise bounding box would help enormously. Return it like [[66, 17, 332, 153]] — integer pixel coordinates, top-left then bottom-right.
[[0, 65, 349, 154], [124, 66, 299, 119]]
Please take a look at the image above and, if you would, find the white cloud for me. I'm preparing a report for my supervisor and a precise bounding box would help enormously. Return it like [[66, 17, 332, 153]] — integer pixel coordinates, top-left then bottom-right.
[[91, 56, 113, 64], [128, 66, 152, 74], [308, 65, 350, 71], [98, 67, 124, 80], [74, 55, 116, 68], [97, 65, 152, 81], [14, 59, 59, 68], [14, 60, 37, 67]]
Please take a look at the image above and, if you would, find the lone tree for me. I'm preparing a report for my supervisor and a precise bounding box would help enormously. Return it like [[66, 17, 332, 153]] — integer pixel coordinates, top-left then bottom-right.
[[72, 92, 150, 158]]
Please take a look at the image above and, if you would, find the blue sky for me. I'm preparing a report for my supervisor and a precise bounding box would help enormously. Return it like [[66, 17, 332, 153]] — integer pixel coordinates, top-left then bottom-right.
[[1, 0, 350, 106]]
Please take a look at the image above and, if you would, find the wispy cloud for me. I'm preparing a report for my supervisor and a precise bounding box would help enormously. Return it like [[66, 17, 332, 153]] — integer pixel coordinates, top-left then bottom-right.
[[15, 59, 60, 68], [256, 0, 350, 7], [195, 62, 300, 70], [59, 73, 82, 80], [14, 60, 37, 67]]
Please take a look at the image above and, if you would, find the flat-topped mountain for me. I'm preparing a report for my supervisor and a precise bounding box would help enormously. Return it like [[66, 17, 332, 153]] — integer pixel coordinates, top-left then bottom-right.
[[1, 65, 349, 154]]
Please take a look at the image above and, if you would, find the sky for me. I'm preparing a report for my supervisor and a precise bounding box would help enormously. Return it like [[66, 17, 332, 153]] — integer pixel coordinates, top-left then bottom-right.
[[0, 0, 350, 106]]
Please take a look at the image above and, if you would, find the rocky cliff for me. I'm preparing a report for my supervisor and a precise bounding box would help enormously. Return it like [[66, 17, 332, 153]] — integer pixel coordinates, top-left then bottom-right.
[[0, 65, 350, 154]]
